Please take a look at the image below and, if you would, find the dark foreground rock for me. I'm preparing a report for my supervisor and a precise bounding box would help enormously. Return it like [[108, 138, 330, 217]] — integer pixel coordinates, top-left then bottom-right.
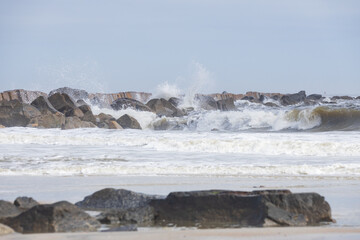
[[31, 96, 58, 114], [116, 114, 142, 129], [97, 206, 155, 226], [48, 93, 77, 115], [75, 188, 163, 211], [0, 201, 100, 233], [150, 189, 333, 228], [216, 98, 236, 111]]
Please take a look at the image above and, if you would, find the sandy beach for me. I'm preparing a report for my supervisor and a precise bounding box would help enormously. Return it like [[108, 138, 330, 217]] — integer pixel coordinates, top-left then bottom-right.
[[2, 227, 360, 240]]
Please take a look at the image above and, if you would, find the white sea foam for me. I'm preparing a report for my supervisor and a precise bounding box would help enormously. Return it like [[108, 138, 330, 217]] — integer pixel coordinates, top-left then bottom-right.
[[0, 127, 360, 177], [153, 82, 182, 100]]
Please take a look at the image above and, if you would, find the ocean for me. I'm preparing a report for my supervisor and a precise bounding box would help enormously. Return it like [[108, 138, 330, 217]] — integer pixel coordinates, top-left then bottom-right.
[[0, 97, 360, 227]]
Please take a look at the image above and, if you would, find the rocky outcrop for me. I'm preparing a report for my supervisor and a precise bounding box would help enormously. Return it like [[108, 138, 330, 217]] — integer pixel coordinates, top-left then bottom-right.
[[111, 98, 152, 112], [94, 113, 116, 129], [150, 189, 333, 228], [0, 89, 47, 104], [146, 98, 184, 117], [75, 188, 163, 211], [13, 197, 39, 211], [0, 201, 100, 233], [0, 201, 22, 219], [0, 100, 41, 127], [116, 114, 142, 129], [31, 96, 58, 114], [216, 98, 236, 111], [280, 91, 306, 106], [0, 223, 14, 235], [61, 117, 97, 130]]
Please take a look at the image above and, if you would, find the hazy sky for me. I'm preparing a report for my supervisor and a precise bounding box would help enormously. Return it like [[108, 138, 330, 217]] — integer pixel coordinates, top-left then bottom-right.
[[0, 0, 359, 95]]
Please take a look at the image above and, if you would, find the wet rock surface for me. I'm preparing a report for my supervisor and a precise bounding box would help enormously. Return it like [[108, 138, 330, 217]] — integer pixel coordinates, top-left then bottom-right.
[[0, 201, 100, 233]]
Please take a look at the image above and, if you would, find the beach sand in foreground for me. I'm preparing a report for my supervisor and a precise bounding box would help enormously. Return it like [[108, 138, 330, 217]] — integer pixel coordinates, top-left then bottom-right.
[[2, 227, 360, 240]]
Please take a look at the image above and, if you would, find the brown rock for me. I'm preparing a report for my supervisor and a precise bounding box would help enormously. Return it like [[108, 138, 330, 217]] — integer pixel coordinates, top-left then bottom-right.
[[62, 117, 97, 130], [31, 96, 58, 114], [0, 100, 41, 127], [28, 112, 65, 128], [48, 93, 77, 115], [0, 223, 14, 235], [108, 121, 123, 130], [116, 114, 142, 130]]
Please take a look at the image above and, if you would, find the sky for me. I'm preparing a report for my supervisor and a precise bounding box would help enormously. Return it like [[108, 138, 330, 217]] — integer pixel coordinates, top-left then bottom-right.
[[0, 0, 359, 96]]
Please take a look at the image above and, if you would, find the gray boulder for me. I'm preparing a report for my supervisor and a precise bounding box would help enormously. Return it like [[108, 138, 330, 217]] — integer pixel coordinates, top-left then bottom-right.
[[0, 201, 100, 233], [306, 94, 323, 101], [75, 188, 163, 211], [280, 91, 306, 105], [331, 96, 354, 101], [48, 93, 77, 115], [168, 97, 182, 107], [116, 114, 142, 129], [14, 197, 39, 211], [146, 98, 184, 117], [31, 96, 58, 114], [111, 98, 152, 112], [0, 201, 22, 219], [94, 113, 116, 128], [0, 100, 41, 127]]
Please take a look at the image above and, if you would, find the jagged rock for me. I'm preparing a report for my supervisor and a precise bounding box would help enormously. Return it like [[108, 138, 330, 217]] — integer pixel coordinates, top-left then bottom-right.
[[97, 206, 154, 226], [0, 201, 22, 219], [30, 96, 58, 114], [271, 95, 280, 101], [216, 98, 236, 111], [77, 105, 97, 124], [78, 104, 91, 114], [195, 95, 217, 110], [146, 98, 184, 117], [49, 87, 89, 101], [356, 96, 360, 100], [256, 190, 333, 225], [14, 197, 39, 210], [108, 121, 123, 130], [280, 91, 306, 105], [168, 97, 182, 107], [48, 93, 77, 115], [0, 223, 14, 235], [150, 190, 265, 228], [0, 100, 41, 127], [306, 94, 323, 101], [75, 188, 163, 211], [111, 98, 152, 112], [331, 96, 354, 101], [62, 117, 97, 130], [116, 114, 142, 130], [94, 113, 116, 128], [0, 201, 100, 233], [28, 112, 65, 128], [150, 189, 333, 228]]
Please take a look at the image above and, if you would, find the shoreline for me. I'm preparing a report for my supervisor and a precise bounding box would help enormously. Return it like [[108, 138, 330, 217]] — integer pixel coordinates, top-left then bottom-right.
[[2, 227, 360, 240]]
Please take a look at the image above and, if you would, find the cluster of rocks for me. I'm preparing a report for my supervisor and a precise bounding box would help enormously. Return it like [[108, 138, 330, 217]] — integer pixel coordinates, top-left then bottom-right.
[[0, 188, 334, 234], [1, 87, 359, 130]]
